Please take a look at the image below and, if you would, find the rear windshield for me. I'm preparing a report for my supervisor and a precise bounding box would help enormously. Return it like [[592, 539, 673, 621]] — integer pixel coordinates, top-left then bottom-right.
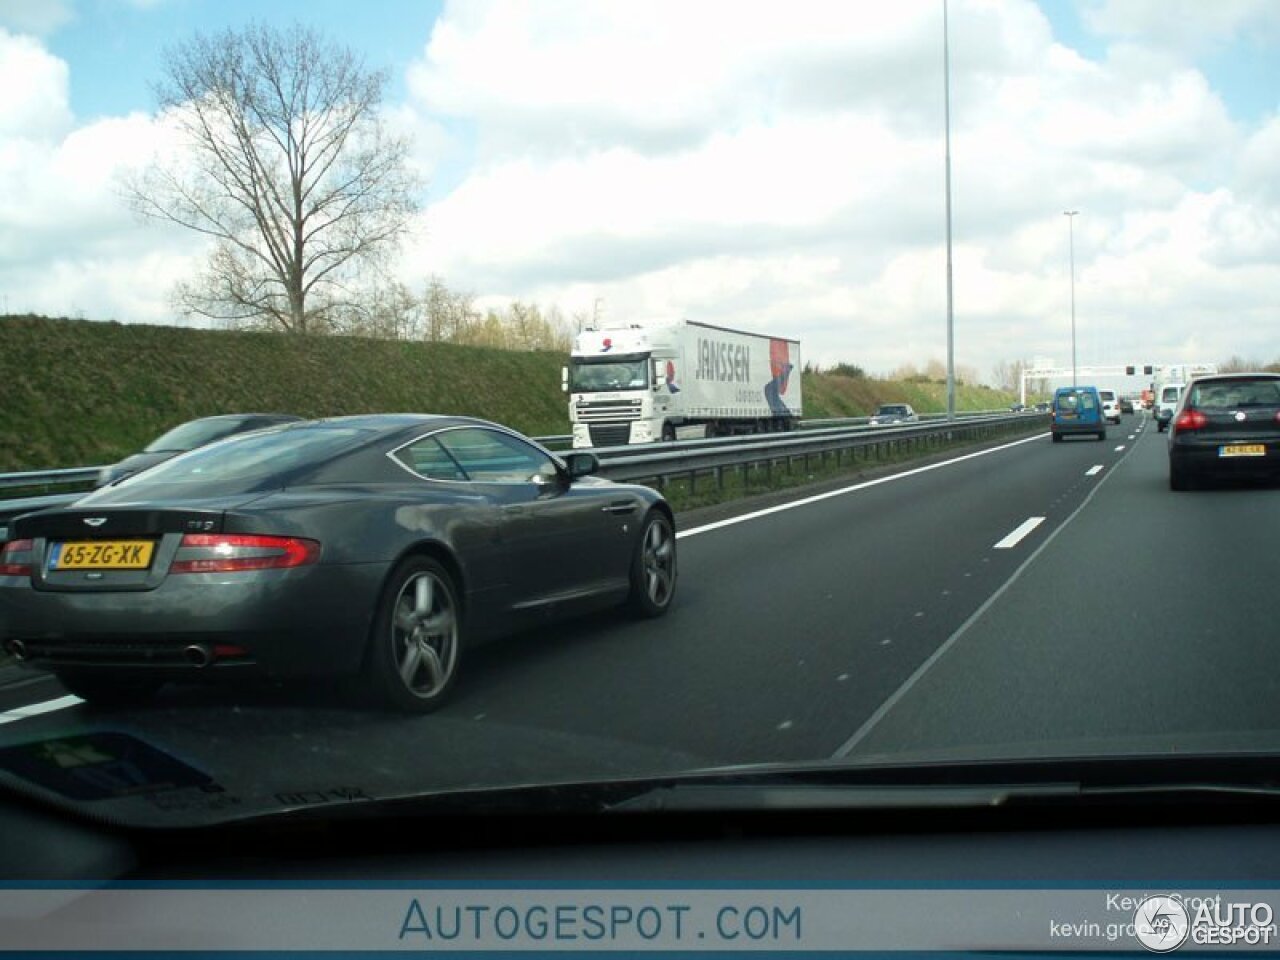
[[877, 405, 909, 416], [1099, 391, 1115, 401], [1161, 386, 1182, 402], [144, 418, 254, 453], [1055, 391, 1096, 410], [89, 426, 368, 498], [1188, 379, 1280, 409]]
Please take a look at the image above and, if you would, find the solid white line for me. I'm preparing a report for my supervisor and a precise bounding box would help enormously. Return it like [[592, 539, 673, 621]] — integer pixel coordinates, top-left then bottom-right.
[[1086, 465, 1104, 476], [832, 438, 1134, 759], [1114, 445, 1126, 452], [993, 516, 1045, 550], [0, 694, 83, 726], [676, 432, 1049, 539]]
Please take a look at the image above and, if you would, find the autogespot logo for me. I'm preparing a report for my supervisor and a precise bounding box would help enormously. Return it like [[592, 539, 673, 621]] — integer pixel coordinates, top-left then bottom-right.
[[1134, 896, 1190, 953]]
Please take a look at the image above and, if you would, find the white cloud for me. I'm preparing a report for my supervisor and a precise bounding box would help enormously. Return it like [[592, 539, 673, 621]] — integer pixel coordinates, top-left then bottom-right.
[[4, 1, 1280, 379], [398, 0, 1280, 374], [0, 33, 206, 321], [0, 0, 73, 37], [0, 28, 72, 139], [1082, 0, 1280, 55]]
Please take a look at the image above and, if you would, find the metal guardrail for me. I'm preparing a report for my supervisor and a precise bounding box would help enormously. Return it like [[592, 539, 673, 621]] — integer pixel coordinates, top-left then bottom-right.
[[0, 466, 102, 491], [0, 410, 1039, 535], [593, 413, 1046, 488], [0, 409, 1018, 493]]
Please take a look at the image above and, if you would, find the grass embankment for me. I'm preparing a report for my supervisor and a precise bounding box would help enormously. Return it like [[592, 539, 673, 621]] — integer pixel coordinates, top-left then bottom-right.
[[0, 315, 1019, 475], [0, 316, 571, 473], [803, 371, 1018, 418]]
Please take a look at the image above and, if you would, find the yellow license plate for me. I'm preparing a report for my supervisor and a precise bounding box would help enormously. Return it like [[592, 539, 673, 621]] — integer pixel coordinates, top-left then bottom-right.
[[51, 540, 155, 570], [1219, 445, 1266, 458]]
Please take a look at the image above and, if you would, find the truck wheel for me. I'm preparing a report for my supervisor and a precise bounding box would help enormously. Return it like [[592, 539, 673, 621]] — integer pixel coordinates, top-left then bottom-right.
[[661, 423, 676, 443]]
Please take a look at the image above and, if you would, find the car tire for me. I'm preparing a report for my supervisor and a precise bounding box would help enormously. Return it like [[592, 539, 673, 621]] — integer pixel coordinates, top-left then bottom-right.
[[1169, 462, 1193, 491], [661, 423, 676, 443], [55, 671, 162, 708], [1052, 433, 1063, 443], [627, 510, 677, 619], [364, 556, 462, 713], [1098, 430, 1107, 441]]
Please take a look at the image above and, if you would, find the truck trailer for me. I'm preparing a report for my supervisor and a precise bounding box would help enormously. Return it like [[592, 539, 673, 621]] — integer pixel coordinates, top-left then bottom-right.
[[564, 320, 802, 448]]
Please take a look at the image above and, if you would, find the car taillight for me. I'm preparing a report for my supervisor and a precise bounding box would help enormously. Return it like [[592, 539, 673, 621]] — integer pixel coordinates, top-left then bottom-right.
[[169, 534, 321, 574], [1175, 409, 1208, 430], [0, 539, 33, 577]]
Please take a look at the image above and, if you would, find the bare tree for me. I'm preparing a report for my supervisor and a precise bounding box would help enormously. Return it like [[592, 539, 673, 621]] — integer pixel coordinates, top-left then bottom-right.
[[991, 358, 1028, 392], [124, 23, 419, 333]]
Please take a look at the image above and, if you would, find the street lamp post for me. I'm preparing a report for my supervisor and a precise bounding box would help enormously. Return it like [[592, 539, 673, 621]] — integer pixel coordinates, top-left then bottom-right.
[[943, 0, 956, 421], [1064, 210, 1078, 387]]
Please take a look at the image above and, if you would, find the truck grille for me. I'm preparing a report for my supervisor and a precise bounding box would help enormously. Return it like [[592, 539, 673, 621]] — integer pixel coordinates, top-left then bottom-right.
[[588, 424, 632, 447], [575, 399, 642, 423]]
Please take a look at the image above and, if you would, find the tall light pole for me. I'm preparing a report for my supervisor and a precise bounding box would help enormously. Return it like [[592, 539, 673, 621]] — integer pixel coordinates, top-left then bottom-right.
[[943, 0, 956, 420], [1064, 210, 1078, 387]]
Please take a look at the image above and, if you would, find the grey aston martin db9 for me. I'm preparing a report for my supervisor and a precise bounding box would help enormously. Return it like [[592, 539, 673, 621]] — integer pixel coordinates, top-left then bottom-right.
[[0, 415, 677, 712]]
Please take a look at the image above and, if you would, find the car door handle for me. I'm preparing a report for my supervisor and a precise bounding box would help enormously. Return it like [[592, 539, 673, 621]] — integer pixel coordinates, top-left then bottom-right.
[[602, 501, 637, 515]]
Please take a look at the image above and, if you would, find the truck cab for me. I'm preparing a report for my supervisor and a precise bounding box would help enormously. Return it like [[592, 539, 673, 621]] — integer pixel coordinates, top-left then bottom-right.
[[564, 325, 679, 448], [564, 320, 802, 449]]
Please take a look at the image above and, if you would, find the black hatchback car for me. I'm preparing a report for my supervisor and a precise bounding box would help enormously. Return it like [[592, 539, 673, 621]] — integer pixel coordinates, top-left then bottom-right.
[[1168, 373, 1280, 490]]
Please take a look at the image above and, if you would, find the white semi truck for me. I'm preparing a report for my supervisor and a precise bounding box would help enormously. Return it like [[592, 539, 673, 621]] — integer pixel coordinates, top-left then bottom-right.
[[563, 320, 803, 448]]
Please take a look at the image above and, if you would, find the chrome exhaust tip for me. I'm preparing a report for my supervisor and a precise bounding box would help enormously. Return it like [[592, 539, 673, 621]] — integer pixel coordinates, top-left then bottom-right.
[[183, 644, 212, 668], [5, 639, 27, 661]]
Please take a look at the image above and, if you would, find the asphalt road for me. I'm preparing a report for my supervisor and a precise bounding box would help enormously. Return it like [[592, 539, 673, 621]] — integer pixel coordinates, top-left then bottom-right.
[[2, 412, 1277, 821]]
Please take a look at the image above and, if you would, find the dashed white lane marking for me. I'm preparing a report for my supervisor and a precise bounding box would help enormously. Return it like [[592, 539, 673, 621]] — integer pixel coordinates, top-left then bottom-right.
[[0, 694, 83, 726], [833, 435, 1135, 759], [1086, 465, 1104, 476], [993, 516, 1046, 550], [1114, 445, 1126, 452]]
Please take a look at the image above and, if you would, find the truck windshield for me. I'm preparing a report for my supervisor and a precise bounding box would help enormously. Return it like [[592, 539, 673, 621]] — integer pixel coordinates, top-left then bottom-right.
[[569, 357, 650, 392]]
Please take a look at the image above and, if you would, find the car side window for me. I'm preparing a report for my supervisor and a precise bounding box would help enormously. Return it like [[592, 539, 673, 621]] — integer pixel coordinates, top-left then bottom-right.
[[393, 436, 468, 481], [435, 428, 559, 484]]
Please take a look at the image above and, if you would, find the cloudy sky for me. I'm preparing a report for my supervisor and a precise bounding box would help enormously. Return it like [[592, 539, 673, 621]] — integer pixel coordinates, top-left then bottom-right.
[[2, 0, 1279, 381]]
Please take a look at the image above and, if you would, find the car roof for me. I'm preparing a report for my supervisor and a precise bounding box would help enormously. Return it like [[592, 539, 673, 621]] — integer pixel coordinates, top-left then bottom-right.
[[1187, 372, 1280, 384], [300, 413, 497, 431]]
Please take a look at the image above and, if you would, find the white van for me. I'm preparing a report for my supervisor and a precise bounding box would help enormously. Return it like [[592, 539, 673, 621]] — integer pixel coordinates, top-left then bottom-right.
[[1098, 389, 1121, 424], [1154, 383, 1184, 432]]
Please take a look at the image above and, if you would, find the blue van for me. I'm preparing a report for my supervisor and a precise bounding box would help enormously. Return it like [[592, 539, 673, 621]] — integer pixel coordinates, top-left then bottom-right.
[[1051, 386, 1106, 442]]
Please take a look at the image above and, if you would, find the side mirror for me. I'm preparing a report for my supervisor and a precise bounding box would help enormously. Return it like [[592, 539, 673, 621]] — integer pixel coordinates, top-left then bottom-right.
[[652, 359, 667, 388], [563, 452, 600, 480], [561, 366, 569, 393]]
